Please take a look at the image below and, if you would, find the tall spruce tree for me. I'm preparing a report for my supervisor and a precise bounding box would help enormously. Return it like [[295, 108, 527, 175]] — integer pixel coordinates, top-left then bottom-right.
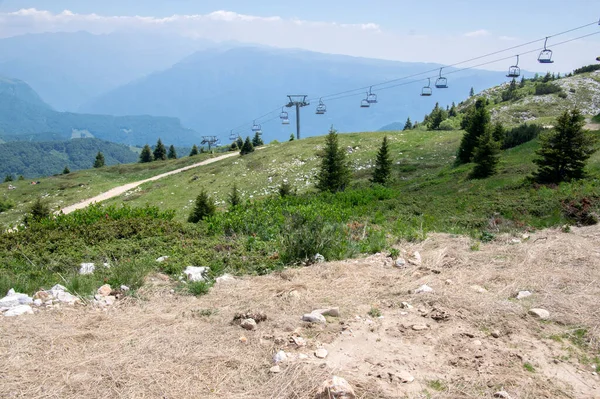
[[140, 144, 154, 163], [470, 128, 501, 179], [236, 136, 244, 148], [228, 183, 241, 208], [189, 145, 199, 156], [532, 109, 597, 183], [456, 98, 490, 164], [289, 134, 295, 141], [153, 138, 167, 161], [469, 87, 475, 97], [230, 142, 238, 151], [427, 102, 447, 130], [492, 122, 505, 142], [240, 136, 254, 155], [252, 132, 264, 147], [519, 76, 526, 88], [93, 151, 105, 168], [167, 145, 177, 159], [315, 126, 351, 193], [403, 117, 412, 131], [371, 136, 392, 185], [448, 102, 457, 118], [62, 165, 70, 174], [188, 191, 216, 223]]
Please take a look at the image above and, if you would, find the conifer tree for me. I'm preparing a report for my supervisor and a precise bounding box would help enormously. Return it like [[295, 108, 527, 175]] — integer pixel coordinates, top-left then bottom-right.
[[188, 190, 216, 223], [492, 122, 505, 142], [24, 198, 50, 225], [315, 126, 351, 193], [532, 109, 597, 183], [228, 183, 241, 208], [469, 87, 475, 97], [4, 174, 13, 183], [240, 136, 255, 155], [230, 142, 238, 151], [448, 102, 457, 118], [189, 145, 199, 156], [93, 151, 105, 168], [140, 144, 154, 163], [167, 145, 177, 159], [470, 128, 500, 179], [18, 175, 24, 181], [63, 165, 70, 174], [252, 132, 264, 147], [403, 117, 412, 131], [519, 76, 526, 88], [278, 181, 294, 197], [153, 138, 167, 161], [236, 136, 244, 148], [289, 134, 295, 141], [371, 136, 392, 185], [456, 99, 490, 165], [427, 102, 447, 130]]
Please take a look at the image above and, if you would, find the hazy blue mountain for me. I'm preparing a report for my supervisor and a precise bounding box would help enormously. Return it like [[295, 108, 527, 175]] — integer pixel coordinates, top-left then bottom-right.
[[0, 31, 210, 111], [0, 75, 201, 146], [81, 46, 512, 143]]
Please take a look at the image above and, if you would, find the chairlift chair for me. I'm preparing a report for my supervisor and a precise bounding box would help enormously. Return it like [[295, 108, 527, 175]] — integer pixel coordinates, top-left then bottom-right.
[[279, 108, 289, 120], [420, 78, 432, 96], [251, 120, 262, 133], [435, 68, 448, 89], [360, 93, 371, 108], [507, 55, 521, 78], [316, 98, 327, 115], [282, 118, 290, 125], [538, 37, 554, 64], [229, 131, 237, 141], [367, 86, 378, 104]]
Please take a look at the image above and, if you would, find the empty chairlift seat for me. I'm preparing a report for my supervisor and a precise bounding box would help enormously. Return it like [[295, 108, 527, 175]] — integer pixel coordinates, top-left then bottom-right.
[[507, 55, 521, 78], [435, 68, 448, 89], [421, 78, 433, 96], [538, 37, 554, 64]]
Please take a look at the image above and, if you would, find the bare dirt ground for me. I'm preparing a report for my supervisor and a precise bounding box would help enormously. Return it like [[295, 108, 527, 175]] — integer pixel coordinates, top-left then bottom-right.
[[2, 225, 600, 398], [58, 152, 240, 215]]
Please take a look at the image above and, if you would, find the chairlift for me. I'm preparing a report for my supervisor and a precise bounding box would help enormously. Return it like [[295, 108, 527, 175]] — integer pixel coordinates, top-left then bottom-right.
[[435, 68, 448, 89], [251, 120, 262, 133], [538, 37, 554, 64], [316, 98, 327, 115], [282, 118, 290, 125], [279, 108, 289, 120], [367, 86, 378, 104], [506, 55, 521, 78], [360, 93, 371, 108], [420, 78, 432, 96], [229, 130, 237, 141]]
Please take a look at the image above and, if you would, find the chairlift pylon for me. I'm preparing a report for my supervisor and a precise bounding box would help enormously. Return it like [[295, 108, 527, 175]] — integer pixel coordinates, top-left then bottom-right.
[[420, 78, 432, 96], [367, 86, 378, 104], [435, 68, 448, 89], [316, 98, 327, 115], [251, 120, 262, 133], [538, 37, 554, 64], [507, 55, 521, 78]]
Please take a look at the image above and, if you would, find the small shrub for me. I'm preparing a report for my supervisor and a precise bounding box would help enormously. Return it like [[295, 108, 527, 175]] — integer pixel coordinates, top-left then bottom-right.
[[23, 198, 51, 225], [0, 198, 14, 213], [534, 82, 562, 95], [558, 92, 568, 99], [187, 281, 211, 296], [368, 307, 382, 318], [388, 248, 400, 258], [188, 191, 216, 223], [480, 231, 495, 242], [573, 64, 600, 75], [523, 362, 536, 373], [278, 181, 294, 198], [561, 197, 599, 226]]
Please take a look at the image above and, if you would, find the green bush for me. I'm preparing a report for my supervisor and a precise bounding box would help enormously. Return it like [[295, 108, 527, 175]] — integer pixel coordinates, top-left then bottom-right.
[[0, 198, 14, 213], [187, 281, 212, 296], [188, 191, 216, 223], [502, 124, 543, 149], [534, 83, 562, 96], [573, 64, 600, 75]]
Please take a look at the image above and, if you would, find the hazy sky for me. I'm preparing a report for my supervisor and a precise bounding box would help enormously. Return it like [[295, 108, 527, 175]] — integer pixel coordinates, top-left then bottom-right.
[[0, 1, 598, 72]]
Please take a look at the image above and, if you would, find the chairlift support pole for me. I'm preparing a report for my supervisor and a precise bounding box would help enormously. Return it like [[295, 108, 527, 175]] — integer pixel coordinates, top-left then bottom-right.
[[286, 95, 309, 140], [201, 136, 219, 151]]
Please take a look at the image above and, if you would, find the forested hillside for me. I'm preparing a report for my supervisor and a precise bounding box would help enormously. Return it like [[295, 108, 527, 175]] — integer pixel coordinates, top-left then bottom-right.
[[0, 138, 139, 178]]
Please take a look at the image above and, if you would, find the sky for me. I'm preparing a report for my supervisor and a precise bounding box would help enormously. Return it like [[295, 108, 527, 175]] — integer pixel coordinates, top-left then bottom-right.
[[0, 0, 598, 72]]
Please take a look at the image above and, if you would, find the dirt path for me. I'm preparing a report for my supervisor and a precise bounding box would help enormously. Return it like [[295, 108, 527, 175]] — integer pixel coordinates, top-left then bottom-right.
[[58, 152, 240, 215]]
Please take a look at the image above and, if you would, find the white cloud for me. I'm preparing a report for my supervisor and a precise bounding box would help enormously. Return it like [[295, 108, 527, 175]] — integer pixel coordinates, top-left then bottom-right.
[[464, 29, 491, 37]]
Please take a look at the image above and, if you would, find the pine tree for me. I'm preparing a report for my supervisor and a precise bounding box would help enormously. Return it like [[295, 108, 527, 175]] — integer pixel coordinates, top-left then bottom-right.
[[252, 132, 264, 147], [371, 136, 392, 185], [228, 183, 241, 208], [24, 198, 50, 225], [167, 145, 177, 159], [230, 142, 238, 151], [4, 174, 13, 183], [403, 117, 412, 131], [189, 145, 199, 156], [469, 87, 475, 97], [532, 109, 597, 183], [62, 165, 70, 174], [236, 137, 244, 148], [448, 103, 457, 118], [427, 102, 446, 130], [140, 144, 154, 163], [187, 191, 216, 223], [18, 175, 24, 181], [492, 122, 505, 142], [315, 126, 351, 193], [456, 98, 490, 164], [153, 138, 167, 161], [289, 134, 295, 141], [470, 128, 501, 179], [502, 78, 518, 102], [240, 136, 255, 155], [278, 181, 294, 197], [93, 151, 105, 168]]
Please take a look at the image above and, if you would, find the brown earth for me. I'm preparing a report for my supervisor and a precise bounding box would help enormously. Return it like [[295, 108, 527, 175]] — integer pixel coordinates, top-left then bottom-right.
[[2, 225, 600, 398]]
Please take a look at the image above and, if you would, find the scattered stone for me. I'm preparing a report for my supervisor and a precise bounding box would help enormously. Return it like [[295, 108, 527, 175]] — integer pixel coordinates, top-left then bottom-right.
[[183, 266, 210, 282], [33, 291, 49, 300], [156, 256, 169, 263], [318, 376, 356, 399], [313, 307, 340, 317], [241, 318, 257, 331], [302, 312, 326, 324], [430, 309, 451, 322], [522, 234, 530, 240], [216, 274, 236, 284], [394, 258, 407, 268], [492, 330, 501, 338], [412, 324, 429, 331], [4, 305, 33, 317], [298, 353, 309, 360], [314, 253, 325, 263], [473, 340, 483, 346], [445, 279, 453, 285], [516, 290, 532, 300], [120, 285, 130, 292], [291, 336, 306, 347], [273, 350, 287, 364], [79, 263, 95, 275], [494, 391, 512, 399], [269, 365, 281, 373], [409, 251, 422, 265], [0, 289, 33, 308], [104, 296, 116, 306], [234, 312, 267, 323], [414, 284, 433, 294], [401, 302, 413, 309], [397, 370, 415, 383], [33, 299, 43, 307], [528, 308, 550, 320], [315, 348, 328, 359], [470, 285, 488, 293], [97, 284, 112, 297], [510, 238, 522, 245], [239, 336, 248, 344]]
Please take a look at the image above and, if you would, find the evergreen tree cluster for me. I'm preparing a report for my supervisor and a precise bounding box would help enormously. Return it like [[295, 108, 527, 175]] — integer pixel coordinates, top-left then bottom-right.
[[139, 138, 179, 163]]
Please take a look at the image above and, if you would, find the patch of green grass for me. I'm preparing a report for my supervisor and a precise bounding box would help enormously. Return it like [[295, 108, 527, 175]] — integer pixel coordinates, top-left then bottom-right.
[[186, 281, 212, 297], [368, 307, 382, 318], [426, 380, 447, 391], [523, 362, 536, 372]]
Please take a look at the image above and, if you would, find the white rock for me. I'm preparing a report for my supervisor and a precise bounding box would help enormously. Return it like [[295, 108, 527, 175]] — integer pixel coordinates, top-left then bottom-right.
[[183, 266, 210, 282], [120, 285, 130, 292], [397, 370, 415, 383], [4, 305, 33, 317], [528, 308, 550, 320], [241, 318, 257, 331], [104, 296, 116, 306], [313, 307, 340, 317], [97, 284, 112, 297], [33, 299, 43, 306], [79, 263, 95, 275], [269, 365, 281, 373], [318, 376, 356, 399], [470, 285, 488, 293], [54, 291, 79, 304], [298, 354, 309, 360], [401, 302, 413, 309], [315, 348, 328, 359], [494, 391, 512, 399], [273, 350, 287, 363], [49, 284, 67, 295], [314, 253, 325, 263], [394, 258, 407, 268], [412, 324, 429, 331], [0, 289, 33, 308], [415, 284, 434, 294], [516, 290, 532, 300], [409, 251, 422, 265], [156, 256, 169, 263], [510, 238, 522, 245], [215, 274, 236, 284], [302, 312, 326, 324]]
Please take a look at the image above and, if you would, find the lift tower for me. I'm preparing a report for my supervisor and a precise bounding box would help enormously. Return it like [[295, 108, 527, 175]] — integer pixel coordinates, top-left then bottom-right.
[[286, 95, 309, 140], [201, 136, 220, 151]]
